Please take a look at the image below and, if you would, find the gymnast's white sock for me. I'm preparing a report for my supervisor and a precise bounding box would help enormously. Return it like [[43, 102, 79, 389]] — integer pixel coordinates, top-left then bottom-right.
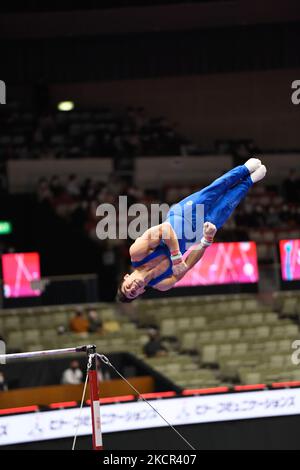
[[251, 164, 267, 183], [244, 158, 261, 173]]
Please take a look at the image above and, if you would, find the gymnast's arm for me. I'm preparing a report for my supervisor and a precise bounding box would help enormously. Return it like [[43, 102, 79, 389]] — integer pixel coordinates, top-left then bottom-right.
[[155, 222, 217, 291], [155, 244, 208, 291], [181, 221, 217, 274], [129, 222, 181, 261]]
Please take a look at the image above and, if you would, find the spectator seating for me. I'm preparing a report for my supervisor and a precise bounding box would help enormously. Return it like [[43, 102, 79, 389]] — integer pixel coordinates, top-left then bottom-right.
[[0, 106, 190, 160], [1, 292, 300, 389], [137, 293, 300, 387]]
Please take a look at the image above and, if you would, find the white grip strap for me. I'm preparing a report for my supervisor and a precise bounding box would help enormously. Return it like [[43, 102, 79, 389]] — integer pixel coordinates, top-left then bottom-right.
[[200, 237, 213, 248]]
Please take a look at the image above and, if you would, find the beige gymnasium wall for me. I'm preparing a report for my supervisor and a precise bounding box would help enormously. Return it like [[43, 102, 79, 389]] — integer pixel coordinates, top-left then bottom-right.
[[51, 68, 300, 151]]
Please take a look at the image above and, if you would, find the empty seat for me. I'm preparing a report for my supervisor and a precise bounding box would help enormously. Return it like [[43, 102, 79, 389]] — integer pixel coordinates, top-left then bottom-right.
[[160, 319, 176, 337], [23, 329, 40, 345], [189, 306, 202, 316], [190, 316, 206, 329], [250, 313, 264, 325], [236, 314, 249, 326], [201, 345, 217, 364], [264, 340, 277, 352], [22, 316, 39, 329], [216, 302, 231, 314], [219, 357, 242, 378], [41, 329, 58, 341], [269, 355, 285, 368], [284, 324, 299, 337], [204, 303, 218, 315], [181, 332, 197, 351], [212, 329, 226, 342], [229, 300, 243, 313], [177, 318, 191, 330], [264, 313, 278, 324], [240, 370, 262, 385], [198, 331, 212, 343], [3, 316, 21, 332], [272, 326, 285, 338], [282, 298, 297, 315], [278, 339, 292, 352], [122, 323, 136, 333], [163, 363, 182, 375], [227, 328, 241, 341], [218, 344, 233, 357], [244, 299, 258, 312], [182, 362, 199, 372], [7, 331, 24, 350], [243, 353, 261, 367], [109, 338, 126, 351], [243, 327, 256, 339], [292, 370, 300, 381], [256, 326, 270, 338], [53, 312, 68, 326], [100, 308, 116, 320], [39, 314, 55, 329], [158, 306, 173, 316]]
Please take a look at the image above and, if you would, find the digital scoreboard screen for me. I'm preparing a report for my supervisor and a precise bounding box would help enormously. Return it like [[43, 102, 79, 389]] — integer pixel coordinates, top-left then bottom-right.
[[279, 239, 300, 281], [2, 252, 42, 298], [176, 241, 259, 287]]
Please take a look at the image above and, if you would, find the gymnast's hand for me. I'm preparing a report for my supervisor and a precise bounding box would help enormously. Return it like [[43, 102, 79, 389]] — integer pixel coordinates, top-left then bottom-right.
[[170, 251, 188, 276], [203, 222, 217, 244]]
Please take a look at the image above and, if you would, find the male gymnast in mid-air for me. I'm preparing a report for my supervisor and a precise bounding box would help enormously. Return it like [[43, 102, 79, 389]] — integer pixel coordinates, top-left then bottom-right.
[[117, 159, 266, 302]]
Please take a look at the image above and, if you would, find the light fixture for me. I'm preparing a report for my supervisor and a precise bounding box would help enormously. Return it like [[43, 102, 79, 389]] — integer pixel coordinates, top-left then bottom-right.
[[57, 101, 74, 112]]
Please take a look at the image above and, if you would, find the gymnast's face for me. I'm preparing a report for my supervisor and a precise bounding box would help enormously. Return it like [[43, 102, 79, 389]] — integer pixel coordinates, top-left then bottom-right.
[[121, 273, 146, 300]]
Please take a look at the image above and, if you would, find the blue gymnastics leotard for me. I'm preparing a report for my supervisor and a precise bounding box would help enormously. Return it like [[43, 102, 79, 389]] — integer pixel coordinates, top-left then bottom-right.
[[131, 165, 252, 287]]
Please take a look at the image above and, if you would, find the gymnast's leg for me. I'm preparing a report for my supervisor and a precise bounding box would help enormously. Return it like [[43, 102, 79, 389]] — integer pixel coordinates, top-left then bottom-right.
[[207, 164, 266, 229], [177, 158, 261, 212], [166, 159, 263, 253]]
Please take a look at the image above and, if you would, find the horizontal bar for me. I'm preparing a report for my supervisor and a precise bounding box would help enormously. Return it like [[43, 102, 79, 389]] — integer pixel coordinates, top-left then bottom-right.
[[0, 345, 90, 362]]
